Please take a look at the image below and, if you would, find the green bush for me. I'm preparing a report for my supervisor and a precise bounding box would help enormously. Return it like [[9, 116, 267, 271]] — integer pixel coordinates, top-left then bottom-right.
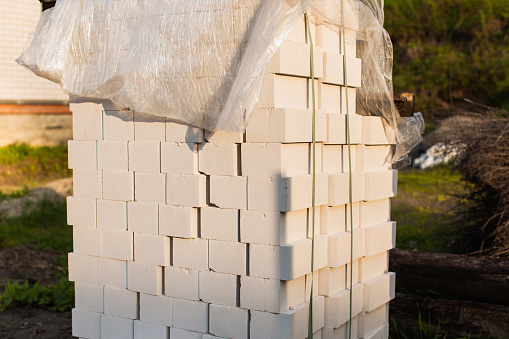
[[385, 0, 509, 111], [0, 278, 74, 312]]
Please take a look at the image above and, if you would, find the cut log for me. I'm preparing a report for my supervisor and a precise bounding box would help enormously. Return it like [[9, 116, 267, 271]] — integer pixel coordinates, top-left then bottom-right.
[[389, 248, 509, 305]]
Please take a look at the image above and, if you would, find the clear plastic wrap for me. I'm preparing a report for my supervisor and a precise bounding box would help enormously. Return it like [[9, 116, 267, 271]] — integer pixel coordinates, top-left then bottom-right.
[[17, 0, 422, 164]]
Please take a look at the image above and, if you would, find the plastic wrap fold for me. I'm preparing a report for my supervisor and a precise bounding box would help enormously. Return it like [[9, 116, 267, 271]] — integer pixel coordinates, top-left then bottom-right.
[[17, 0, 422, 164]]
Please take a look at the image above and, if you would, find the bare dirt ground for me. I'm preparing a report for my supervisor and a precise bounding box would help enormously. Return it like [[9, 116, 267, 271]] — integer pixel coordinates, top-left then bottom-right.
[[0, 245, 72, 339]]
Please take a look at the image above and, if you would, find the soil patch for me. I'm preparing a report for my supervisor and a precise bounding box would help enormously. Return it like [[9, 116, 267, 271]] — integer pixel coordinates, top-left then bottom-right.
[[0, 245, 71, 338], [0, 307, 72, 339]]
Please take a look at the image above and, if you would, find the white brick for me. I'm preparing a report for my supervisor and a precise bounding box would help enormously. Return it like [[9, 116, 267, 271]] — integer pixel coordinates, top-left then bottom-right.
[[364, 323, 389, 339], [322, 52, 344, 86], [127, 202, 158, 234], [134, 321, 168, 339], [316, 24, 340, 53], [199, 271, 237, 307], [201, 207, 238, 241], [328, 172, 365, 206], [72, 309, 101, 339], [73, 170, 102, 199], [285, 15, 308, 43], [166, 122, 204, 143], [241, 143, 309, 177], [104, 286, 138, 319], [73, 227, 102, 257], [359, 251, 389, 283], [134, 112, 166, 142], [205, 130, 244, 143], [343, 56, 362, 88], [360, 199, 390, 228], [139, 293, 172, 326], [68, 140, 97, 170], [72, 111, 102, 141], [322, 316, 359, 339], [359, 145, 391, 172], [159, 205, 197, 238], [209, 175, 247, 209], [321, 84, 341, 114], [134, 232, 170, 266], [258, 74, 317, 110], [324, 283, 363, 327], [362, 116, 390, 145], [267, 40, 323, 78], [164, 266, 199, 300], [250, 238, 324, 281], [103, 170, 134, 201], [161, 142, 198, 174], [209, 304, 248, 339], [98, 257, 127, 289], [173, 298, 209, 333], [135, 172, 166, 204], [328, 228, 365, 268], [248, 174, 327, 212], [75, 283, 104, 313], [67, 197, 96, 227], [281, 209, 309, 244], [170, 328, 203, 339], [320, 205, 345, 235], [166, 175, 206, 207], [318, 266, 346, 297], [68, 253, 97, 284], [245, 108, 327, 143], [128, 261, 163, 295], [365, 221, 396, 257], [364, 273, 395, 312], [364, 170, 397, 201], [102, 229, 133, 261], [345, 202, 360, 231], [209, 240, 246, 275], [342, 145, 364, 173], [129, 141, 161, 173], [240, 210, 280, 245], [343, 111, 362, 143], [325, 113, 346, 144], [199, 143, 239, 176], [250, 296, 324, 339], [240, 276, 306, 313], [97, 199, 127, 230], [358, 304, 388, 338], [103, 111, 134, 141], [173, 238, 208, 270], [101, 314, 134, 339], [97, 141, 129, 171], [323, 145, 342, 174]]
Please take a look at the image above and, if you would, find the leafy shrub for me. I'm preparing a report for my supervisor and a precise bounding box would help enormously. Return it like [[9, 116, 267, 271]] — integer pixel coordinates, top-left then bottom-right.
[[0, 278, 74, 312]]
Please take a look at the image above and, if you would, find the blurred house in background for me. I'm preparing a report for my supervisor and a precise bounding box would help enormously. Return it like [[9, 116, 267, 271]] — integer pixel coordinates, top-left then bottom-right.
[[0, 0, 71, 146]]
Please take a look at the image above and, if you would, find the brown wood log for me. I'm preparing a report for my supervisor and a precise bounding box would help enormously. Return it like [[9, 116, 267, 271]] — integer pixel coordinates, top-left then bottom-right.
[[389, 248, 509, 305]]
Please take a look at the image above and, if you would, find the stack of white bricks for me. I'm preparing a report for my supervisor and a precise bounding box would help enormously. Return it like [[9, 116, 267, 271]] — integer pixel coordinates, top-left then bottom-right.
[[67, 13, 396, 339]]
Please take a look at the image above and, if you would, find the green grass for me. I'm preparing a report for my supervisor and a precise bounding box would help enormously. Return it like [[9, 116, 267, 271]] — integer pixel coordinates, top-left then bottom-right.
[[0, 198, 71, 253], [385, 0, 509, 112], [392, 166, 471, 252], [0, 143, 71, 180]]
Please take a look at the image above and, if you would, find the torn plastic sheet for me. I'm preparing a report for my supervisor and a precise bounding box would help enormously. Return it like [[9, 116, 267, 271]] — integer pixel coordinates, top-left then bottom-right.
[[17, 0, 422, 164]]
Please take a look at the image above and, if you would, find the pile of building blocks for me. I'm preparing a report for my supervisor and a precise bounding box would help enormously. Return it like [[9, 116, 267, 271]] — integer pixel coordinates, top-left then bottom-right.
[[68, 12, 396, 339]]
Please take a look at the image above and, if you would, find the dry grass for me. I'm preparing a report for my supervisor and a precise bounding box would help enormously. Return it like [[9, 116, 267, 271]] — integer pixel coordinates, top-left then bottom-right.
[[432, 108, 509, 256]]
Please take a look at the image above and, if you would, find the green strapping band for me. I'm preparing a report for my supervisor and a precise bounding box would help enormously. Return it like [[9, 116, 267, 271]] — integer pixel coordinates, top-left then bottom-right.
[[341, 0, 355, 338], [305, 12, 316, 339]]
